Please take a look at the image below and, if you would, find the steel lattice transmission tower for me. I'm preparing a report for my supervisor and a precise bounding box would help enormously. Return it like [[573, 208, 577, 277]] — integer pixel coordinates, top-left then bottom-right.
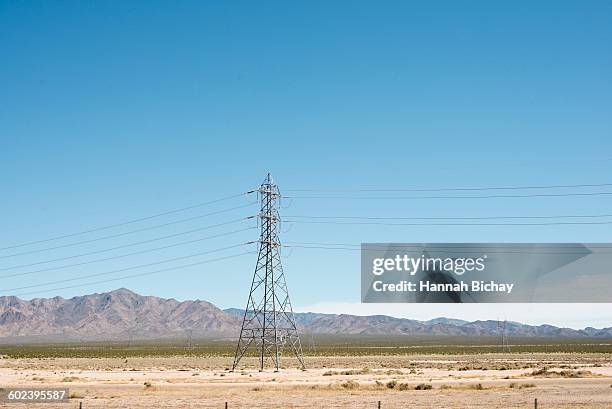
[[499, 320, 511, 353], [232, 173, 305, 372]]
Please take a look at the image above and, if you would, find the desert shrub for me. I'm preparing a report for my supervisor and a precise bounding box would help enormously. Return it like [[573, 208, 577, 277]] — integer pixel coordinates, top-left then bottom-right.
[[386, 380, 397, 389], [510, 382, 536, 389], [340, 368, 369, 375], [143, 381, 152, 388], [520, 383, 536, 389], [558, 370, 592, 378], [530, 368, 593, 378], [415, 383, 432, 390], [398, 383, 411, 391], [62, 376, 79, 382], [69, 392, 84, 399], [341, 380, 359, 390]]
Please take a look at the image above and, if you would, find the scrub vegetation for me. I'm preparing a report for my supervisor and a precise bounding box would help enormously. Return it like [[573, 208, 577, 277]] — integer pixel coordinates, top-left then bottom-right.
[[1, 335, 610, 359]]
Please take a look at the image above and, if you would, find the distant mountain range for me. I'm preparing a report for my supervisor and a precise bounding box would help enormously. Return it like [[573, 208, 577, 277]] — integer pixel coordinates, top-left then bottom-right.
[[0, 288, 611, 343]]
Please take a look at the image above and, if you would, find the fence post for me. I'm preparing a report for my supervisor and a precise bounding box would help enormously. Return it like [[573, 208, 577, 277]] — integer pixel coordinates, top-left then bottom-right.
[[225, 402, 228, 409], [534, 398, 538, 409], [378, 401, 381, 409], [79, 402, 82, 409]]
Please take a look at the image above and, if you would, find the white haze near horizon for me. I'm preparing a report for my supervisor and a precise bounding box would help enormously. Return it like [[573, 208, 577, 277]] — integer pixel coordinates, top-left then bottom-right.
[[294, 303, 612, 330]]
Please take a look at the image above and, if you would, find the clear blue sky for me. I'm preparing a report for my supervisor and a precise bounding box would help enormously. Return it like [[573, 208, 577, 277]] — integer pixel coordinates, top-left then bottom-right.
[[1, 1, 611, 327]]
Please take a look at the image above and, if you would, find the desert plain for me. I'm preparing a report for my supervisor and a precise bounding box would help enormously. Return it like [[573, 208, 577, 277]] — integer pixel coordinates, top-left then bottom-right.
[[1, 351, 611, 408]]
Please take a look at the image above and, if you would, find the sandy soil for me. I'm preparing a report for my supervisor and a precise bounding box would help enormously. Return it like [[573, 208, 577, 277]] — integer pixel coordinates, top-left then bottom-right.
[[1, 354, 611, 408]]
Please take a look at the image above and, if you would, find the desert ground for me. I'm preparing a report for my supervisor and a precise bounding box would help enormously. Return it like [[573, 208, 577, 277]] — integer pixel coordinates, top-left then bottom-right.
[[0, 352, 611, 408]]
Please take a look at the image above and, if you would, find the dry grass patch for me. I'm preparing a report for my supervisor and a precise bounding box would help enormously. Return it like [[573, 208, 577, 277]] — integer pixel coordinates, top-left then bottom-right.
[[509, 382, 536, 389], [340, 380, 360, 389], [323, 368, 372, 376], [529, 368, 597, 378]]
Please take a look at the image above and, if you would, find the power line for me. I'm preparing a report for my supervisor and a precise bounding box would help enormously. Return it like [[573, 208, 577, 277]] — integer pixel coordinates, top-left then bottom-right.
[[285, 219, 612, 226], [283, 244, 612, 255], [284, 182, 612, 192], [0, 213, 255, 260], [284, 213, 612, 221], [0, 226, 256, 279], [284, 191, 612, 200], [0, 217, 255, 271], [285, 241, 612, 249], [11, 251, 255, 298], [1, 242, 254, 293], [0, 191, 255, 252]]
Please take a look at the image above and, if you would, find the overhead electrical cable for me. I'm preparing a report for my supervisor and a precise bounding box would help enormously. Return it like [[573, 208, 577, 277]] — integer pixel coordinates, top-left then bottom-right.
[[0, 242, 255, 292], [0, 214, 255, 260], [0, 217, 256, 271], [11, 251, 255, 298], [284, 241, 612, 249], [284, 213, 612, 221], [284, 219, 612, 226], [283, 182, 612, 192], [282, 244, 612, 255], [284, 192, 612, 200], [0, 191, 256, 252], [0, 226, 256, 279]]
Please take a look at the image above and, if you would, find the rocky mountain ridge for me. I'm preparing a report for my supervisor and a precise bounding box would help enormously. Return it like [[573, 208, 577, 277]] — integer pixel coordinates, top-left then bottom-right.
[[1, 289, 610, 342]]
